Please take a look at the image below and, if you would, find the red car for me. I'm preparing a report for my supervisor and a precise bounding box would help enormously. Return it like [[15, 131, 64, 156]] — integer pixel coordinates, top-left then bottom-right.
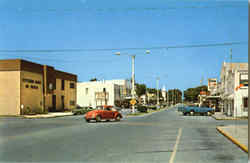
[[84, 105, 123, 123]]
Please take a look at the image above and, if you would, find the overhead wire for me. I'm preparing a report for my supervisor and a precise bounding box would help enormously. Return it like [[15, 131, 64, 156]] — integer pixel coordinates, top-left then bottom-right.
[[0, 41, 247, 54]]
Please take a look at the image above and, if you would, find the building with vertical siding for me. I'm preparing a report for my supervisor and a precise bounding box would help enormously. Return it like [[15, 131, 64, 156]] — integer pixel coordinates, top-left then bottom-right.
[[0, 59, 77, 115], [219, 62, 248, 117]]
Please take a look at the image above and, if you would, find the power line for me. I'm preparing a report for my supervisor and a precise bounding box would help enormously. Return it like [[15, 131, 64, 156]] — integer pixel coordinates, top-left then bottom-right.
[[0, 41, 247, 54], [0, 4, 246, 13]]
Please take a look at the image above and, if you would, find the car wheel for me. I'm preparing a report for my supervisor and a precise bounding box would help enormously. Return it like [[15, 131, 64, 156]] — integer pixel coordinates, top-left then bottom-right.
[[190, 111, 194, 116], [86, 119, 90, 123], [115, 115, 121, 121], [96, 115, 101, 122]]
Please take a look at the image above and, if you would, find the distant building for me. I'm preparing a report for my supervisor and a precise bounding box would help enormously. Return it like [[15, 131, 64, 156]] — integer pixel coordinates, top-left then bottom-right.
[[77, 79, 131, 108], [208, 78, 217, 95], [0, 59, 77, 115], [219, 62, 248, 117]]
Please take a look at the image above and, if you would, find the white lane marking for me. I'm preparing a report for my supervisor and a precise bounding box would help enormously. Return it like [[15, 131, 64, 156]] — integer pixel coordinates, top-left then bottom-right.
[[169, 128, 182, 163]]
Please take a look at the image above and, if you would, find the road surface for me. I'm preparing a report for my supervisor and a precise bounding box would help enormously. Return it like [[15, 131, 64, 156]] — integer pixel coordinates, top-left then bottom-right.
[[0, 108, 247, 163]]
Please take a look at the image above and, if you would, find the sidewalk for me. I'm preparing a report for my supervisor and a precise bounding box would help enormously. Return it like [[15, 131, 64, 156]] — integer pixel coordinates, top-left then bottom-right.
[[212, 112, 248, 120], [217, 125, 248, 153], [23, 112, 74, 119]]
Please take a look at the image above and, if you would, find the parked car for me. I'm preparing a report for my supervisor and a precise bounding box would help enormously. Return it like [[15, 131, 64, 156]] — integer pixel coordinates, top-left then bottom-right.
[[84, 105, 123, 123], [182, 106, 214, 116]]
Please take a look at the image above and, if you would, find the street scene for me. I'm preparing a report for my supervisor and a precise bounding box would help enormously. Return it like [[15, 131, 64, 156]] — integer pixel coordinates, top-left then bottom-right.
[[0, 0, 248, 163], [0, 108, 248, 163]]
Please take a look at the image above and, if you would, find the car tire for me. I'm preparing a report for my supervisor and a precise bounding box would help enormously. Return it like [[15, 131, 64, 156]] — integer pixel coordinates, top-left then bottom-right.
[[96, 115, 101, 122], [86, 119, 90, 123], [115, 115, 121, 121]]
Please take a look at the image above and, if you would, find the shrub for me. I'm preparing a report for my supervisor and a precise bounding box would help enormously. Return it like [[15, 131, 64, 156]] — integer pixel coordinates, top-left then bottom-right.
[[136, 105, 148, 113], [148, 106, 157, 110]]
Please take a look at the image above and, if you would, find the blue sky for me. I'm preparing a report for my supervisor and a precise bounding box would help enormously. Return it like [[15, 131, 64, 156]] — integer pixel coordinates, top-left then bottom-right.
[[0, 0, 248, 91]]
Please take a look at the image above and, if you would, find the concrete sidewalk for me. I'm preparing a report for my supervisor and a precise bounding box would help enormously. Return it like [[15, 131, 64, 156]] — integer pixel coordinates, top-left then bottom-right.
[[212, 112, 248, 120], [217, 125, 248, 153], [23, 112, 74, 119]]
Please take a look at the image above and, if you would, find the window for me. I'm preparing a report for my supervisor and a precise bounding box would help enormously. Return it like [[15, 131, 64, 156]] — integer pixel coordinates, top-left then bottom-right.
[[70, 100, 75, 106], [54, 82, 56, 90], [70, 83, 75, 89], [103, 88, 106, 92], [86, 88, 88, 95], [61, 80, 65, 90], [243, 97, 248, 108]]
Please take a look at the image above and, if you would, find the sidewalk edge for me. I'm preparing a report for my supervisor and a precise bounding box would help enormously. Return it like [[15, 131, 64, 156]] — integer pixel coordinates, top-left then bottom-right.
[[216, 127, 248, 153], [22, 114, 73, 119]]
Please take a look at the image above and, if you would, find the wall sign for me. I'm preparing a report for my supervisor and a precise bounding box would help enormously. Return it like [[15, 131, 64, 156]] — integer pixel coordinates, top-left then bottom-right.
[[22, 78, 41, 85]]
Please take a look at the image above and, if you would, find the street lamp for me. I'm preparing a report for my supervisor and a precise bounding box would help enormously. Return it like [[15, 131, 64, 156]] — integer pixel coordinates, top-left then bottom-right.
[[114, 50, 150, 114]]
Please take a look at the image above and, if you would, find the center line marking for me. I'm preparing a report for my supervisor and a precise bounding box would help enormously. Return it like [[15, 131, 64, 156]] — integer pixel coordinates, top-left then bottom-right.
[[169, 128, 182, 163]]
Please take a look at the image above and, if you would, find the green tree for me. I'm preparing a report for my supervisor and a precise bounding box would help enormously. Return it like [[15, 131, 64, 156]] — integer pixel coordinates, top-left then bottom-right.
[[90, 78, 98, 82], [184, 85, 207, 103], [167, 89, 182, 104], [135, 83, 146, 97]]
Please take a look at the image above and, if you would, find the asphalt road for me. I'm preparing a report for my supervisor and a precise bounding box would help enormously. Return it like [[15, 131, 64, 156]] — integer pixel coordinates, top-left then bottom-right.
[[0, 108, 248, 163]]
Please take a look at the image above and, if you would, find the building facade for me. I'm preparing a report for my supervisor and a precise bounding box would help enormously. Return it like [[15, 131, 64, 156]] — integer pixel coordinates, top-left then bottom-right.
[[77, 79, 131, 108], [0, 59, 77, 115], [208, 78, 217, 95], [219, 62, 248, 117]]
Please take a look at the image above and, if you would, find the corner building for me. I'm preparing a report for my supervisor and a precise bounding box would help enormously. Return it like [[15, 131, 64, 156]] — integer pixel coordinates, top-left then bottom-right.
[[0, 59, 77, 115]]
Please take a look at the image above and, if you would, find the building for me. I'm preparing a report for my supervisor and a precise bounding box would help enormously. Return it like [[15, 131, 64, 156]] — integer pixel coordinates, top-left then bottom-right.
[[77, 79, 131, 108], [219, 62, 248, 117], [208, 78, 217, 95], [0, 59, 77, 115]]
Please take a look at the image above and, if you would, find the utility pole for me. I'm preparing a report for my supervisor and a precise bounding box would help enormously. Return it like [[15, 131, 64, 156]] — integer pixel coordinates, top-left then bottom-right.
[[172, 89, 174, 106], [131, 55, 136, 114], [156, 77, 160, 108], [167, 89, 169, 107]]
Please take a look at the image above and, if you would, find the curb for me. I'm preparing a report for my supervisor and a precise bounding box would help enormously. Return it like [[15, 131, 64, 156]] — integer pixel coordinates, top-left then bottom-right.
[[216, 127, 248, 153], [22, 114, 74, 119], [212, 116, 248, 120], [125, 108, 168, 118]]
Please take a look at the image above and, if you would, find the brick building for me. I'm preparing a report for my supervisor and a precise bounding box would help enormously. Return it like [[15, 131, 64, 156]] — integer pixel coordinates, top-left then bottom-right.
[[0, 59, 77, 115]]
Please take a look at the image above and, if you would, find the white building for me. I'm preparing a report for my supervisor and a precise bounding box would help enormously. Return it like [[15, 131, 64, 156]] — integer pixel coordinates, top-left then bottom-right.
[[77, 79, 131, 108], [208, 78, 217, 95], [219, 62, 248, 117]]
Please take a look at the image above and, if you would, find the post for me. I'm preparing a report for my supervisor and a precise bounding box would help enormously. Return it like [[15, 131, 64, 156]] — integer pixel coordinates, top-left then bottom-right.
[[131, 55, 135, 114], [166, 89, 168, 107], [156, 77, 160, 108]]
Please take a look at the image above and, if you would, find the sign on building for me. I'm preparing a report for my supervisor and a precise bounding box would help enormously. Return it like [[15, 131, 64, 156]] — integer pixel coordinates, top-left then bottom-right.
[[240, 74, 248, 86], [95, 92, 109, 100]]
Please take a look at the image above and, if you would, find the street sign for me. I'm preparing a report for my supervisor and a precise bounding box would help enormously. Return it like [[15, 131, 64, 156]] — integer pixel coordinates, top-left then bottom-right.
[[130, 99, 136, 105]]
